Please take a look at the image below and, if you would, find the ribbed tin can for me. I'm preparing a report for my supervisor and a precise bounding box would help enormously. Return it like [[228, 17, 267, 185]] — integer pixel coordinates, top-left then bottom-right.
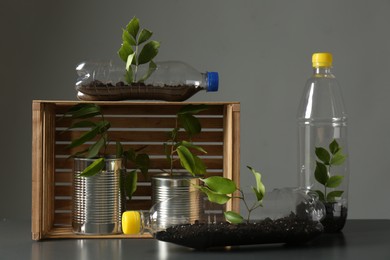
[[72, 157, 123, 235], [151, 174, 200, 228]]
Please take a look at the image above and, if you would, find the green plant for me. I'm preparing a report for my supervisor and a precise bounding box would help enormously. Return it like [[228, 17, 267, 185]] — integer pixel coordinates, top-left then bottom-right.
[[118, 17, 160, 84], [162, 104, 209, 177], [196, 166, 266, 224], [314, 139, 347, 202], [63, 103, 150, 200]]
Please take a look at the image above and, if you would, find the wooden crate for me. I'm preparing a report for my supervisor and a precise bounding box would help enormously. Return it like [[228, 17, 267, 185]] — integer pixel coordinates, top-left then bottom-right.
[[32, 100, 240, 240]]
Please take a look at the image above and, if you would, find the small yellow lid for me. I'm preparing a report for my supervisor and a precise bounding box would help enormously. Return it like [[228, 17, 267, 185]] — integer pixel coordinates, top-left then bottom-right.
[[312, 53, 333, 68], [122, 211, 141, 235]]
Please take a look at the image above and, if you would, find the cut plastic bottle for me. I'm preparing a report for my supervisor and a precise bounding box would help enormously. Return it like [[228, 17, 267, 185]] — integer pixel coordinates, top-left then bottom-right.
[[122, 188, 325, 249], [75, 61, 218, 101]]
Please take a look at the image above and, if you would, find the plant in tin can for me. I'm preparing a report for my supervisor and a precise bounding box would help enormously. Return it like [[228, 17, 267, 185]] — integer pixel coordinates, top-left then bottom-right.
[[62, 103, 150, 200]]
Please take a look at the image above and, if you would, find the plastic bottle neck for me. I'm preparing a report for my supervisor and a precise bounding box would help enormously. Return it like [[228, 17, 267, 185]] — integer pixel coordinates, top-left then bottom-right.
[[313, 67, 335, 78], [138, 211, 152, 234]]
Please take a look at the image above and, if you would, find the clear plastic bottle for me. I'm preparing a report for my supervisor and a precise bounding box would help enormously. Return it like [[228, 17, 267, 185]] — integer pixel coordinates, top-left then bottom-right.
[[122, 188, 325, 249], [297, 53, 349, 233], [75, 61, 218, 101]]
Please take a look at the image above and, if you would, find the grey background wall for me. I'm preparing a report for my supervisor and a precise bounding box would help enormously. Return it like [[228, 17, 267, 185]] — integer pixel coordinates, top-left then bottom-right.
[[1, 0, 389, 221]]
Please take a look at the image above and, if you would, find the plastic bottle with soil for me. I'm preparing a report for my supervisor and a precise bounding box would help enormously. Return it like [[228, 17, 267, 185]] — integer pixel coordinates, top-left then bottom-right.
[[75, 61, 218, 101], [297, 52, 349, 233], [122, 188, 325, 249]]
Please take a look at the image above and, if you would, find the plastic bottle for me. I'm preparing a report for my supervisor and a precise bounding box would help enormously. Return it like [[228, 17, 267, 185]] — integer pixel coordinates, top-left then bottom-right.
[[122, 188, 325, 249], [75, 61, 219, 101], [297, 53, 349, 233]]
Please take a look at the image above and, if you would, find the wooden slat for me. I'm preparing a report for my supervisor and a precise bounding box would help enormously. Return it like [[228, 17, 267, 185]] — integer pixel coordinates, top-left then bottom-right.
[[55, 157, 223, 170], [53, 213, 72, 226], [54, 199, 72, 211], [55, 143, 224, 156], [56, 117, 224, 129], [43, 104, 56, 235], [53, 102, 226, 116], [55, 130, 223, 143], [32, 102, 44, 240], [232, 104, 241, 212], [223, 104, 234, 212]]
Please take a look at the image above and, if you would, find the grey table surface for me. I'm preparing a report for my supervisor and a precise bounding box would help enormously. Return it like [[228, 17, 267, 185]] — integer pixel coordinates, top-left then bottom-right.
[[0, 219, 389, 260]]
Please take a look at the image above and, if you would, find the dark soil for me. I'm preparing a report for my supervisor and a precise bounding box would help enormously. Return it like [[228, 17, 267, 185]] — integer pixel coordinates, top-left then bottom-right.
[[321, 203, 347, 233], [76, 80, 201, 101], [155, 213, 323, 249]]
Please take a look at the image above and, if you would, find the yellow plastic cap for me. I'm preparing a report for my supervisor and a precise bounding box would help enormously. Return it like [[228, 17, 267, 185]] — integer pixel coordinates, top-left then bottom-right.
[[312, 53, 333, 68], [122, 211, 141, 235]]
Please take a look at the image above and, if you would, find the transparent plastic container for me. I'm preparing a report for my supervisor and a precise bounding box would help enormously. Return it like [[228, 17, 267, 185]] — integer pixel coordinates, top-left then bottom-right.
[[75, 61, 218, 101], [122, 188, 325, 249], [297, 53, 349, 232]]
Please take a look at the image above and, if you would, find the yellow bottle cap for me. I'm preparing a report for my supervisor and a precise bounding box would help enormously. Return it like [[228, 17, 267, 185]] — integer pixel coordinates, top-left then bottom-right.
[[312, 53, 333, 68], [122, 211, 141, 235]]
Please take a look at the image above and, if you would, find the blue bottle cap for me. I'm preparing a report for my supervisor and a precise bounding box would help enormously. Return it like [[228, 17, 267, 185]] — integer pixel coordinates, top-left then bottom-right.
[[206, 72, 219, 92]]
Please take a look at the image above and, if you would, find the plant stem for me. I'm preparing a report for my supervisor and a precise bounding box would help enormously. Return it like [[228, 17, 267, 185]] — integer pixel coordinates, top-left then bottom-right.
[[134, 44, 139, 82], [324, 164, 332, 202], [237, 190, 253, 223], [101, 113, 107, 155]]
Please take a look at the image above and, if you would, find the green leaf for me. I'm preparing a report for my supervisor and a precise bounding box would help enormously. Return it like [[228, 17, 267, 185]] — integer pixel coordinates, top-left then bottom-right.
[[137, 40, 160, 65], [314, 161, 329, 185], [224, 211, 244, 224], [198, 186, 231, 205], [178, 104, 208, 115], [67, 126, 100, 148], [315, 147, 331, 164], [67, 148, 89, 159], [192, 155, 207, 176], [326, 190, 344, 202], [247, 166, 265, 202], [118, 41, 134, 63], [138, 29, 153, 45], [137, 61, 157, 83], [87, 137, 105, 158], [135, 153, 150, 177], [124, 148, 136, 161], [201, 176, 237, 194], [79, 158, 104, 177], [116, 142, 123, 158], [122, 29, 136, 46], [95, 120, 111, 134], [69, 104, 101, 119], [125, 69, 133, 84], [176, 145, 195, 174], [315, 190, 325, 201], [179, 141, 207, 154], [330, 150, 347, 165], [126, 17, 140, 40], [167, 128, 179, 141], [124, 170, 138, 200], [326, 175, 344, 188], [126, 53, 135, 71], [329, 139, 340, 155], [178, 114, 201, 137]]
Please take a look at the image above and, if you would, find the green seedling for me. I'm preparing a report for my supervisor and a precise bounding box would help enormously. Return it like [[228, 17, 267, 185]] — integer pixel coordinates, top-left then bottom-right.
[[118, 17, 160, 84], [314, 139, 347, 202], [196, 166, 266, 224]]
